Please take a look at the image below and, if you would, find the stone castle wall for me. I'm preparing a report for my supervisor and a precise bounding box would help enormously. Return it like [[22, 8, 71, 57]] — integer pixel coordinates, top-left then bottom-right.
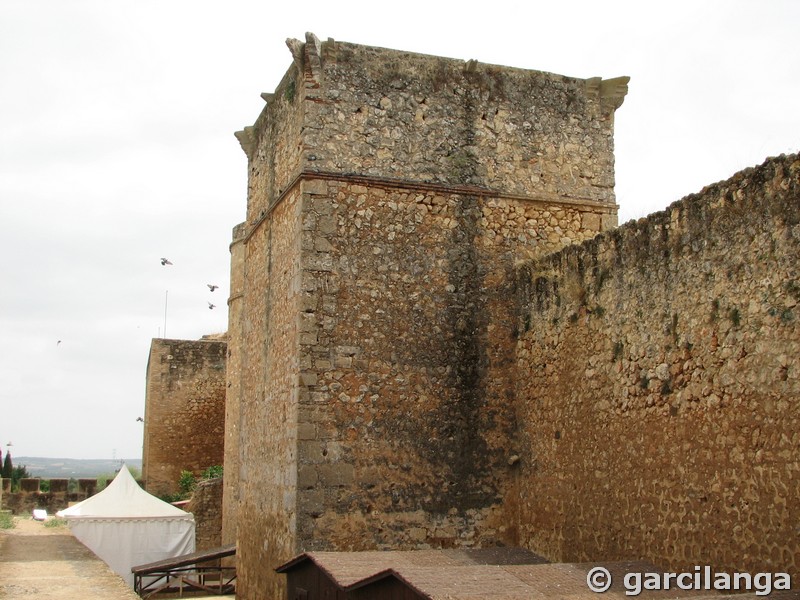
[[221, 223, 246, 547], [142, 337, 227, 497], [515, 154, 800, 576], [227, 46, 308, 592], [294, 180, 611, 551], [185, 476, 224, 551], [227, 33, 626, 599], [234, 185, 303, 597]]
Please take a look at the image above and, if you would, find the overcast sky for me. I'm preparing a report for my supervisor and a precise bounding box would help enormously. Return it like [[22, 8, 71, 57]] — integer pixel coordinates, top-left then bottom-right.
[[1, 1, 797, 461]]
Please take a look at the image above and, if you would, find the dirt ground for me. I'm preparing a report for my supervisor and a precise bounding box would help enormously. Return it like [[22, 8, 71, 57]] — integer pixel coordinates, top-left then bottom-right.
[[0, 517, 235, 599], [0, 516, 140, 599]]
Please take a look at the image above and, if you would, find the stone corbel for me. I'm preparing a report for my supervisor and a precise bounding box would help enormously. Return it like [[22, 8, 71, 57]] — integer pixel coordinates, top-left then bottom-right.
[[304, 32, 323, 79], [286, 37, 305, 72], [285, 32, 325, 81], [600, 76, 630, 111], [586, 75, 630, 113], [234, 126, 256, 159], [323, 37, 337, 65], [260, 93, 275, 104]]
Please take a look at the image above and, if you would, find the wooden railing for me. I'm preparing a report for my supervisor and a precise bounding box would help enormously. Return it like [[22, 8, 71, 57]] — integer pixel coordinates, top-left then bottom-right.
[[132, 544, 236, 598]]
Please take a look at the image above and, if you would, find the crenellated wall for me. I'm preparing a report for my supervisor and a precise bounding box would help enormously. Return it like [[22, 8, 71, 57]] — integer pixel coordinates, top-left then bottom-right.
[[515, 153, 800, 577], [1, 477, 100, 514]]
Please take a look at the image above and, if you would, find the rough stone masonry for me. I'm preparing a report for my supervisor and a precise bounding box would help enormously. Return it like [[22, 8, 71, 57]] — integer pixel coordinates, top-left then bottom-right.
[[224, 32, 627, 599], [142, 337, 227, 497], [515, 153, 800, 579]]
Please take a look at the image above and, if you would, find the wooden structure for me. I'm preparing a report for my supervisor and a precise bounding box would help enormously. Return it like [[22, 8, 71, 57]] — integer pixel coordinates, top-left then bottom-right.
[[275, 548, 552, 600], [275, 550, 721, 599], [132, 544, 236, 598]]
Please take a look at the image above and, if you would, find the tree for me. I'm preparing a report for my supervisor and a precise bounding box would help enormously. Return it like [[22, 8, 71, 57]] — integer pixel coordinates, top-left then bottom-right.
[[11, 465, 30, 482], [2, 452, 12, 479], [10, 464, 30, 492]]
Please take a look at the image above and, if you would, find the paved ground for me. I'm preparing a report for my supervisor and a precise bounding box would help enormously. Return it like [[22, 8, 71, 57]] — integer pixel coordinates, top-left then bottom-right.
[[0, 517, 233, 599]]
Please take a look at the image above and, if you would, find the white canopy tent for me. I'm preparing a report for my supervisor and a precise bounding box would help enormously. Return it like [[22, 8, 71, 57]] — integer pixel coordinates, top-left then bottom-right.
[[57, 464, 195, 587]]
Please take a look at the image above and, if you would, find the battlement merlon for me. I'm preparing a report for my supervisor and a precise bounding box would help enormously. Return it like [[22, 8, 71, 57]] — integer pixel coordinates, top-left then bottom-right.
[[235, 32, 629, 222]]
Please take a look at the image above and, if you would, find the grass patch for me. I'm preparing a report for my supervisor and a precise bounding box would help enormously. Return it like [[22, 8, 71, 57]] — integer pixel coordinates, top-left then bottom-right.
[[0, 512, 15, 529], [44, 517, 69, 528]]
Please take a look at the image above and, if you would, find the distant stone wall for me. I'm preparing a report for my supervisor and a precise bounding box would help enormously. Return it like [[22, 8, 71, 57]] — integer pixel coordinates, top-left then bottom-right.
[[1, 478, 97, 514], [185, 477, 223, 551], [515, 154, 800, 576], [142, 337, 227, 497], [227, 33, 626, 600]]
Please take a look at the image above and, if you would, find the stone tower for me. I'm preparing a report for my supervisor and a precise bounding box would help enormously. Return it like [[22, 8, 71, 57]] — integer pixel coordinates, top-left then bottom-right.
[[223, 33, 627, 599], [142, 337, 226, 497]]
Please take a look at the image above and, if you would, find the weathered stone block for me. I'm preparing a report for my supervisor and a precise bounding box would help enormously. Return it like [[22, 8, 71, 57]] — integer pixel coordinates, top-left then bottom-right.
[[297, 422, 316, 441], [304, 180, 328, 196], [297, 466, 318, 488], [317, 463, 355, 487]]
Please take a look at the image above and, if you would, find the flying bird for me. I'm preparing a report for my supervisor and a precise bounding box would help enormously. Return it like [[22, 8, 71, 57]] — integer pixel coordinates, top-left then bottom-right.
[[160, 258, 173, 266], [207, 284, 219, 292], [136, 417, 144, 422], [208, 302, 216, 310], [57, 340, 61, 346]]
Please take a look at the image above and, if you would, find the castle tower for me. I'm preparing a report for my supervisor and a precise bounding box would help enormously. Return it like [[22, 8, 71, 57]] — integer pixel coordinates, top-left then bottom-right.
[[142, 337, 227, 497], [224, 33, 627, 599]]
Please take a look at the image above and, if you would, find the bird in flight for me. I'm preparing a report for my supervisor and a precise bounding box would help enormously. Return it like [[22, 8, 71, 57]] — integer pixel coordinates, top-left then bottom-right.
[[208, 302, 216, 310], [136, 417, 144, 422], [160, 258, 173, 266], [57, 340, 62, 346], [207, 284, 219, 292]]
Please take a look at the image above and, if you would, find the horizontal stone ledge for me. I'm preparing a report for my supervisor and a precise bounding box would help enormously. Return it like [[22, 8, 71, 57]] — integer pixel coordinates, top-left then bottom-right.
[[241, 169, 618, 244], [304, 170, 617, 210]]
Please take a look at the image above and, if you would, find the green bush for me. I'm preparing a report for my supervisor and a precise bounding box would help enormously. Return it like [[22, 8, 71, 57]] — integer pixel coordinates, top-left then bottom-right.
[[158, 491, 186, 503], [160, 465, 224, 504], [201, 465, 223, 480], [96, 473, 113, 491], [178, 470, 196, 496]]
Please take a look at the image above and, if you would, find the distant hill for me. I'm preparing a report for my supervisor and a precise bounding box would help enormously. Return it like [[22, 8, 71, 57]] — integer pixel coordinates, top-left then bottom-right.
[[13, 457, 142, 479]]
